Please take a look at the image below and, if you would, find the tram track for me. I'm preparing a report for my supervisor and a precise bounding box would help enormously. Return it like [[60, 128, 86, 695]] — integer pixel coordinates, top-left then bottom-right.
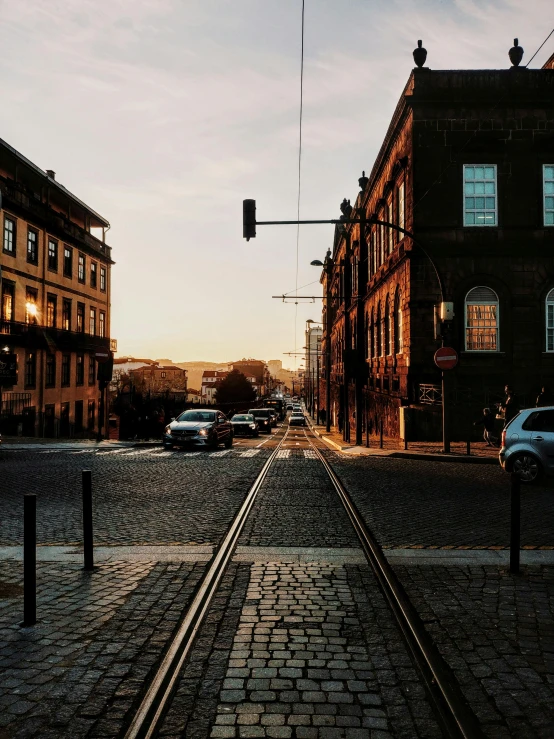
[[123, 422, 484, 739]]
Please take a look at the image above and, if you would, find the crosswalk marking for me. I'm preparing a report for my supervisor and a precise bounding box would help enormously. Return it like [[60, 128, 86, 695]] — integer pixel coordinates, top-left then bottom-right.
[[95, 449, 127, 456], [239, 449, 261, 457], [276, 450, 290, 459], [303, 450, 317, 459], [209, 449, 232, 457], [122, 448, 157, 456]]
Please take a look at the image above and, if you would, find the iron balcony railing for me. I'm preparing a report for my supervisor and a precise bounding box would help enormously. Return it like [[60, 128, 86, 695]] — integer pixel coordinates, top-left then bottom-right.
[[418, 383, 442, 405], [0, 179, 112, 261], [0, 319, 110, 353]]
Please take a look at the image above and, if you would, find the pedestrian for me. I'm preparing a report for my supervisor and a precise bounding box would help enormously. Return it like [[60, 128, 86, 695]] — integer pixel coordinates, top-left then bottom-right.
[[319, 408, 326, 426], [338, 410, 344, 432], [536, 385, 554, 407], [474, 408, 499, 447], [498, 385, 519, 428]]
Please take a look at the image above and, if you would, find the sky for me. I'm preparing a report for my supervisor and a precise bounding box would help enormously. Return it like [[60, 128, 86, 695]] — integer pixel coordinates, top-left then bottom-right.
[[0, 0, 552, 366]]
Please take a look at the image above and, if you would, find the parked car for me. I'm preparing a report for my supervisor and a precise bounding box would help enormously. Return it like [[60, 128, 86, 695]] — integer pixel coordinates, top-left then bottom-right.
[[164, 409, 233, 450], [248, 408, 273, 434], [231, 413, 259, 437], [289, 411, 306, 427], [499, 406, 554, 482]]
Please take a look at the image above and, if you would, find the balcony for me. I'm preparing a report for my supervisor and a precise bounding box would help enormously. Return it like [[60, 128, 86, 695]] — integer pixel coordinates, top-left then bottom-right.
[[0, 179, 113, 262], [0, 319, 110, 353]]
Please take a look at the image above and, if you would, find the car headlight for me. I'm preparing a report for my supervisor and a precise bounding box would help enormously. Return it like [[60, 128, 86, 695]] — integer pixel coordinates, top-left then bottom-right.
[[165, 426, 172, 435], [198, 429, 209, 436]]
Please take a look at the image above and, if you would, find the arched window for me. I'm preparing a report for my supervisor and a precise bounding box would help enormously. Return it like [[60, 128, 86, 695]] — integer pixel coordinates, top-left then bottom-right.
[[394, 291, 403, 354], [376, 306, 382, 357], [546, 289, 554, 352], [465, 286, 499, 351], [383, 301, 390, 356]]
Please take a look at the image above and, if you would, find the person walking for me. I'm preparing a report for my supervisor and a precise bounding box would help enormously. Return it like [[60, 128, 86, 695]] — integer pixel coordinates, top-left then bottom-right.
[[536, 386, 554, 407], [499, 385, 519, 428], [474, 407, 499, 447]]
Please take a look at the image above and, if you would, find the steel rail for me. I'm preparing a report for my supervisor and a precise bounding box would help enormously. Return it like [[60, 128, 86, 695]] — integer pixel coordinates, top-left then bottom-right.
[[304, 430, 485, 739], [124, 427, 290, 739]]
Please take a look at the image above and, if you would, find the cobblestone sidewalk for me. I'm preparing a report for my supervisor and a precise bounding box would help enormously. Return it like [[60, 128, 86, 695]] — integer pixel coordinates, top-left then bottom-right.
[[209, 562, 443, 738]]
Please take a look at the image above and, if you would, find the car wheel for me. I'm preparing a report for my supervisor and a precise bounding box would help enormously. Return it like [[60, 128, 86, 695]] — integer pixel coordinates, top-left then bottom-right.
[[511, 453, 542, 483], [163, 443, 172, 450], [210, 434, 219, 450]]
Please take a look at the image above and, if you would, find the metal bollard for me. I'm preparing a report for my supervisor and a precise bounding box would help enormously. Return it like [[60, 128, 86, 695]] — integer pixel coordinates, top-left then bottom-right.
[[379, 420, 384, 449], [510, 472, 520, 574], [466, 439, 471, 456], [404, 437, 408, 451], [82, 470, 94, 571], [23, 494, 36, 627]]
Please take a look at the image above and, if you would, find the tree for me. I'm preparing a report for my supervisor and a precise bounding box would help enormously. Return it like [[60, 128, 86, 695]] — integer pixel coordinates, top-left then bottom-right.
[[215, 369, 256, 406]]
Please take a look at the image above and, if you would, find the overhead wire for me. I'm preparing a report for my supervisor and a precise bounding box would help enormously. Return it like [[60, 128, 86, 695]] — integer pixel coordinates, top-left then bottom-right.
[[292, 0, 305, 370]]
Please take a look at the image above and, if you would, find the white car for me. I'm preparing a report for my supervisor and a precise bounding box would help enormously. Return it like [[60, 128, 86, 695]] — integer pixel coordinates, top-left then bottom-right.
[[289, 411, 306, 427]]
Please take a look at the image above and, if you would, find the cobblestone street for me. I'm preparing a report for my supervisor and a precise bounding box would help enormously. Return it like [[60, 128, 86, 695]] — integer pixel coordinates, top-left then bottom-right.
[[1, 437, 553, 737]]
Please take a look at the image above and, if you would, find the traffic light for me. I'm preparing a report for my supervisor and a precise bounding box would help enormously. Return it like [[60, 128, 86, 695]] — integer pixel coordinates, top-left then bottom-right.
[[243, 199, 256, 241]]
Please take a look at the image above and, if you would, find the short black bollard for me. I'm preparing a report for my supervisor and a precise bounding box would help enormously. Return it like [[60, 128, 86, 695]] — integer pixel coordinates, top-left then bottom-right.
[[404, 437, 408, 450], [379, 420, 384, 449], [466, 439, 471, 456], [23, 494, 36, 627], [82, 470, 94, 571], [510, 472, 521, 574]]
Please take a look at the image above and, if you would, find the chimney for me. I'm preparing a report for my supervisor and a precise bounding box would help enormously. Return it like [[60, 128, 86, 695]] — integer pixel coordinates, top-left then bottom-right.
[[46, 170, 56, 180]]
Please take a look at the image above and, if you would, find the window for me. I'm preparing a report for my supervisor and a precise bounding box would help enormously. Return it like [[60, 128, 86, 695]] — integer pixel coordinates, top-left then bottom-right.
[[46, 294, 57, 328], [394, 291, 403, 355], [463, 165, 497, 226], [45, 354, 56, 387], [90, 262, 97, 288], [62, 299, 71, 331], [3, 216, 16, 255], [27, 229, 38, 264], [384, 300, 391, 356], [99, 311, 105, 338], [465, 286, 499, 351], [25, 352, 36, 388], [76, 354, 84, 385], [100, 266, 106, 292], [77, 302, 85, 333], [25, 288, 38, 325], [379, 222, 385, 264], [48, 239, 58, 271], [377, 307, 382, 357], [544, 165, 554, 226], [75, 400, 84, 432], [61, 354, 71, 386], [387, 200, 394, 254], [87, 400, 95, 431], [546, 289, 554, 351], [1, 281, 15, 322], [522, 410, 554, 432], [63, 246, 72, 277], [89, 356, 96, 385], [161, 371, 166, 379], [78, 254, 85, 283], [89, 307, 96, 335], [397, 181, 405, 232]]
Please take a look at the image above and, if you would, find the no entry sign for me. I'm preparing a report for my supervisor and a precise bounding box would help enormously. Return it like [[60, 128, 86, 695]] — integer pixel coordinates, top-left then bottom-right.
[[434, 346, 458, 370]]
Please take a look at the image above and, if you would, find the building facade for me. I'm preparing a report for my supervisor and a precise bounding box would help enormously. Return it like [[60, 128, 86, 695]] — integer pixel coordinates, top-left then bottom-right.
[[201, 370, 229, 403], [129, 364, 187, 396], [0, 139, 114, 437], [319, 52, 554, 441], [305, 325, 322, 414]]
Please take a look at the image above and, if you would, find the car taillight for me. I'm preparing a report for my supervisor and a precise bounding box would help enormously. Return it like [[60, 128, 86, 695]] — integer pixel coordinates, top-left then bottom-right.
[[501, 429, 506, 447]]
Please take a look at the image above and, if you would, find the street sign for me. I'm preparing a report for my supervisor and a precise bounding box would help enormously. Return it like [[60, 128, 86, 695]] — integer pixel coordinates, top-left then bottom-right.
[[434, 346, 458, 370], [0, 353, 18, 385]]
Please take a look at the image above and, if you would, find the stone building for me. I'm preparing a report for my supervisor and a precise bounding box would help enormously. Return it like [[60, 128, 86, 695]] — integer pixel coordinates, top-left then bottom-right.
[[319, 46, 554, 441], [0, 138, 114, 437], [129, 364, 187, 396]]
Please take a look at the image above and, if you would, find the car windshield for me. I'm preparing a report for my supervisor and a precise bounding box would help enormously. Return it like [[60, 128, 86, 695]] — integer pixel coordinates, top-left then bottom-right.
[[232, 415, 253, 422], [291, 411, 303, 416], [177, 411, 216, 422], [250, 410, 270, 417]]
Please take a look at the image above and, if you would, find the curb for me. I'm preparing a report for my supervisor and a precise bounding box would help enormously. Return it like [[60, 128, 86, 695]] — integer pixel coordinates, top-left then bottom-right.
[[307, 419, 498, 465]]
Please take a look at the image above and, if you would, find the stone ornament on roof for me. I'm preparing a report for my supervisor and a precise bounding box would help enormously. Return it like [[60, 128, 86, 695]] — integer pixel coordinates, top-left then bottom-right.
[[509, 38, 524, 67], [413, 40, 427, 68]]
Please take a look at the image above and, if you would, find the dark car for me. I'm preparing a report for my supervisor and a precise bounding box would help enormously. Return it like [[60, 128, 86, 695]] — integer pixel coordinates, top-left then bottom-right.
[[231, 413, 259, 437], [248, 408, 272, 434], [268, 409, 278, 427], [164, 409, 233, 450]]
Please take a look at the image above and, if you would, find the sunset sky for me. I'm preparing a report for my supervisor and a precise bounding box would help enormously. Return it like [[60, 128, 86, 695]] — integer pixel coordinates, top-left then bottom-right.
[[1, 0, 551, 366]]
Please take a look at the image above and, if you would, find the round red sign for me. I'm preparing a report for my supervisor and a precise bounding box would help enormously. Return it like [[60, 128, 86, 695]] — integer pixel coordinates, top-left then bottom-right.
[[434, 346, 458, 370]]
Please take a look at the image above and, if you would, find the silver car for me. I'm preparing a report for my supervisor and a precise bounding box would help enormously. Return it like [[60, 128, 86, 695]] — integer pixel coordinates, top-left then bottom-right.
[[499, 406, 554, 482], [164, 409, 233, 450]]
